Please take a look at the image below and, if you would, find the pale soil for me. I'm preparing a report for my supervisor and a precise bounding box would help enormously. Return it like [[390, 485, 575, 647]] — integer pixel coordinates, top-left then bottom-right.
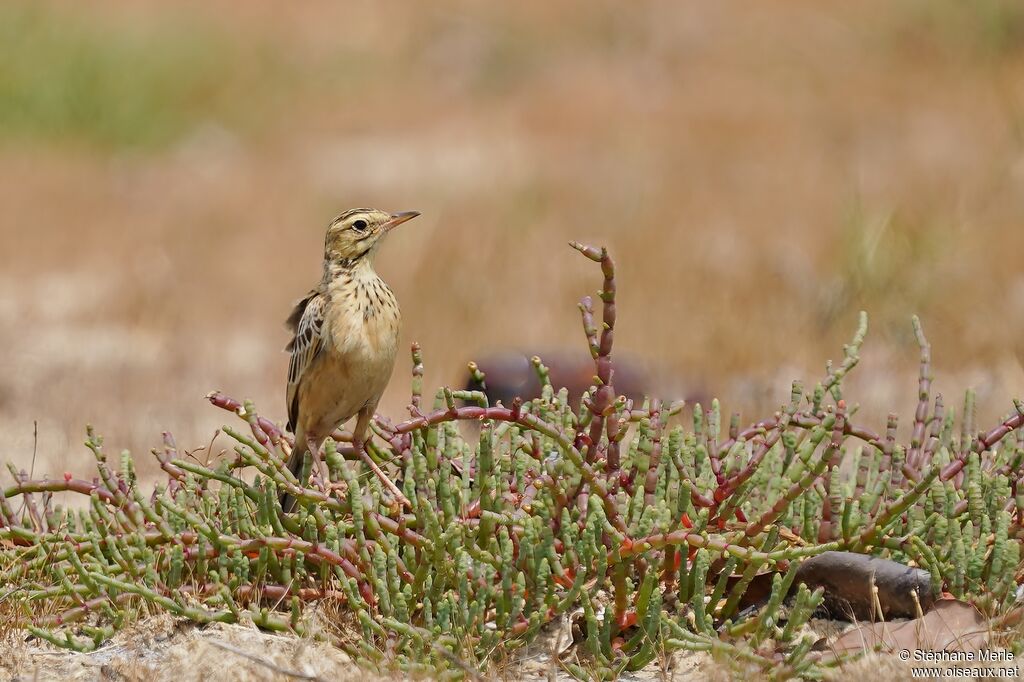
[[0, 619, 708, 682], [1, 616, 365, 682], [3, 614, 1012, 682]]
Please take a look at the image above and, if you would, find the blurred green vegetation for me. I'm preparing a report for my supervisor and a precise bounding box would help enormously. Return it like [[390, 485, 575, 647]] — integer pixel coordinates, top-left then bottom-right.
[[818, 200, 951, 337], [893, 0, 1024, 58], [0, 4, 285, 150]]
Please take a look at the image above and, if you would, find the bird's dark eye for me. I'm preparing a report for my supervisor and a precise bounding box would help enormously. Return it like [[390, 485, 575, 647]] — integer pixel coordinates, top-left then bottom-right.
[[352, 219, 368, 231]]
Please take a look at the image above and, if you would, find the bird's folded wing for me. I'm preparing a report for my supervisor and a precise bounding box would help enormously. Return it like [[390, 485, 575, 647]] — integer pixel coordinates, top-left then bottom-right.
[[286, 290, 328, 432]]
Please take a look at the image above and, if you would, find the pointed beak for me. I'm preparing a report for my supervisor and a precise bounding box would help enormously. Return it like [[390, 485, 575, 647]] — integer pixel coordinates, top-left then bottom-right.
[[384, 211, 420, 231]]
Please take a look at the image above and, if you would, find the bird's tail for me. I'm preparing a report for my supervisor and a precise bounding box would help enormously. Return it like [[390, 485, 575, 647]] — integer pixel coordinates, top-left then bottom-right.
[[280, 427, 309, 513]]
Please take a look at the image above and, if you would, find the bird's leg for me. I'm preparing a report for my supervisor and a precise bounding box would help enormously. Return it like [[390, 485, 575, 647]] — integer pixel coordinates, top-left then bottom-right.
[[353, 406, 412, 510], [307, 433, 330, 491], [351, 406, 373, 456]]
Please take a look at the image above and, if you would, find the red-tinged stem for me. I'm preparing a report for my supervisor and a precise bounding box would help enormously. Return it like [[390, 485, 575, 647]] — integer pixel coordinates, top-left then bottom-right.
[[668, 449, 716, 508], [724, 403, 1021, 479], [717, 417, 779, 456], [720, 413, 886, 458], [940, 407, 1024, 486], [580, 296, 610, 466], [392, 403, 626, 532], [852, 465, 943, 552], [689, 487, 717, 509], [743, 421, 842, 539], [524, 473, 570, 517], [4, 518, 419, 586], [611, 562, 628, 629], [3, 479, 116, 505], [908, 319, 932, 470], [606, 405, 626, 489], [620, 528, 839, 564], [572, 242, 618, 472], [182, 583, 349, 603], [371, 511, 428, 550], [155, 432, 186, 480], [707, 406, 723, 484], [42, 584, 352, 627], [882, 414, 899, 490], [819, 403, 847, 542], [642, 400, 664, 507], [409, 341, 424, 414], [976, 407, 1024, 453], [206, 392, 285, 443], [174, 533, 365, 582], [712, 424, 782, 507], [246, 538, 364, 582], [44, 593, 134, 626], [660, 545, 677, 595], [925, 394, 945, 461], [510, 606, 560, 636]]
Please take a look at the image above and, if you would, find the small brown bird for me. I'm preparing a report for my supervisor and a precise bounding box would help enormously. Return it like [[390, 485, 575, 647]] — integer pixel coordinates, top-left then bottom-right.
[[280, 208, 419, 511]]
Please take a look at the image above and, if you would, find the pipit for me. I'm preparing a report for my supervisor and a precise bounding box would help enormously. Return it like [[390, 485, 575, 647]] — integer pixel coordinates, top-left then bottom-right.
[[280, 208, 419, 512]]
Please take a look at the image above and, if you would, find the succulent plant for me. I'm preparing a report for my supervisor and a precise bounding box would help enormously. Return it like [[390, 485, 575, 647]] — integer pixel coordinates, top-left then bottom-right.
[[2, 242, 1021, 679]]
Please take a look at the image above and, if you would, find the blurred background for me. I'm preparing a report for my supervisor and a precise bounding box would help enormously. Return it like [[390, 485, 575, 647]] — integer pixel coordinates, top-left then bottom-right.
[[2, 0, 1023, 477]]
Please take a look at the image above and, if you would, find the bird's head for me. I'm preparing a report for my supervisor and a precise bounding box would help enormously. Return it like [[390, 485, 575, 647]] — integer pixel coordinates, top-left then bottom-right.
[[324, 208, 419, 266]]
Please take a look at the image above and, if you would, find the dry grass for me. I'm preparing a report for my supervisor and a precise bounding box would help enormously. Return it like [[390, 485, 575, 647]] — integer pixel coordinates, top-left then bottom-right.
[[1, 0, 1023, 498]]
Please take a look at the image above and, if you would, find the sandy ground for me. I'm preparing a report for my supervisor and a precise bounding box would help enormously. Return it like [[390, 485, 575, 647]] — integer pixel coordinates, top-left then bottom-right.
[[2, 616, 366, 682], [4, 614, 1015, 682]]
